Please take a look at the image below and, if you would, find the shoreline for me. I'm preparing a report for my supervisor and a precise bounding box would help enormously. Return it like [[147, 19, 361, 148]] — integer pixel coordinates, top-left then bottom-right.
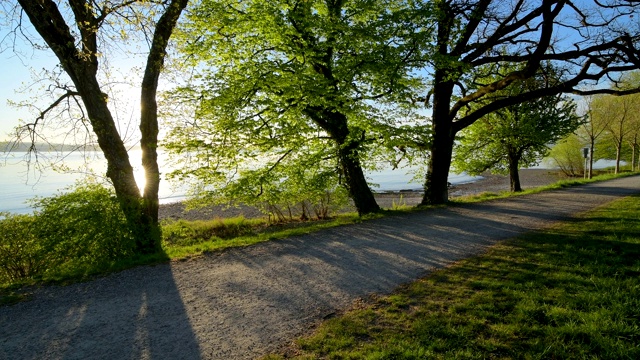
[[159, 169, 567, 221]]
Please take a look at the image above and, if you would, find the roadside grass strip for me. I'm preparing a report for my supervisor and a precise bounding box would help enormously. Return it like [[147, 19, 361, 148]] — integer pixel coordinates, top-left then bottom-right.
[[450, 172, 637, 204], [1, 173, 635, 306], [268, 194, 640, 359]]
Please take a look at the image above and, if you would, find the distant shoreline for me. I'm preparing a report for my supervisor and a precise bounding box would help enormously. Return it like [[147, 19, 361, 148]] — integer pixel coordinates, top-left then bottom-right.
[[0, 142, 92, 152]]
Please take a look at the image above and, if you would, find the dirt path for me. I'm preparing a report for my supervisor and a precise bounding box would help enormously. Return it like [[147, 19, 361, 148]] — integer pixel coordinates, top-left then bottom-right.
[[2, 176, 639, 360]]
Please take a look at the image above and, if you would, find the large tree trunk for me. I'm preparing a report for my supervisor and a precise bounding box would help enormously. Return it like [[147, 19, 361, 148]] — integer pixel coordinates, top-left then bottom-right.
[[508, 151, 522, 192], [421, 72, 455, 206], [421, 127, 454, 205], [139, 0, 189, 251], [338, 141, 380, 215], [17, 0, 188, 255], [305, 109, 380, 215], [72, 72, 158, 253], [75, 75, 161, 254]]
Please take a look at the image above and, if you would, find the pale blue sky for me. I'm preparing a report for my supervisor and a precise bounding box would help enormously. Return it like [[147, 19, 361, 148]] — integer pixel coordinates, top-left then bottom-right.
[[0, 50, 57, 141]]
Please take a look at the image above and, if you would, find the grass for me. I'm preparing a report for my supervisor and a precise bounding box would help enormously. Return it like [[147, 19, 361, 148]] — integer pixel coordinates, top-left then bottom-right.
[[451, 171, 636, 204], [161, 212, 378, 259], [0, 171, 635, 305], [264, 194, 640, 360]]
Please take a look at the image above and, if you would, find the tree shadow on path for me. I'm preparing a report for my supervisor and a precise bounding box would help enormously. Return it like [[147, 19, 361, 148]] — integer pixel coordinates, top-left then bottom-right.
[[0, 264, 201, 360]]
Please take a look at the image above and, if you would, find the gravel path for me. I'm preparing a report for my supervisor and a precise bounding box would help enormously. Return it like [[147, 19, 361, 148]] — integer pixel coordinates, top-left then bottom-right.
[[1, 176, 639, 360]]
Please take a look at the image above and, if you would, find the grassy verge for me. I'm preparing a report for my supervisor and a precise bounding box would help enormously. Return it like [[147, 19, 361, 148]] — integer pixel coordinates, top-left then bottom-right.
[[451, 171, 636, 204], [1, 172, 635, 305], [265, 194, 640, 359], [161, 212, 380, 259]]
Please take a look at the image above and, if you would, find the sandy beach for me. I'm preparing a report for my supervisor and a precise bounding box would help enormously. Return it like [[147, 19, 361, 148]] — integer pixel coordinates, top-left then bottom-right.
[[159, 169, 568, 221]]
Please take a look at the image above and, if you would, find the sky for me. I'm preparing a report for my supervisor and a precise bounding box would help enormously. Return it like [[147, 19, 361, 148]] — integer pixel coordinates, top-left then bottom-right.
[[0, 49, 54, 141], [0, 17, 148, 146], [0, 1, 636, 145]]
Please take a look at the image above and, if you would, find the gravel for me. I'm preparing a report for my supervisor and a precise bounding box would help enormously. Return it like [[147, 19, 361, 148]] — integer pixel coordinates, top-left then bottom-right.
[[1, 175, 638, 360]]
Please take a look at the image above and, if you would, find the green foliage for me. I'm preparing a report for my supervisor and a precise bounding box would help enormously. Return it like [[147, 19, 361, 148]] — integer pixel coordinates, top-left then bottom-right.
[[30, 184, 137, 265], [2, 171, 632, 297], [162, 217, 262, 247], [0, 184, 136, 285], [588, 71, 640, 171], [279, 194, 640, 359], [0, 213, 47, 282], [547, 133, 586, 176], [163, 0, 429, 213], [453, 66, 582, 179], [177, 152, 352, 221]]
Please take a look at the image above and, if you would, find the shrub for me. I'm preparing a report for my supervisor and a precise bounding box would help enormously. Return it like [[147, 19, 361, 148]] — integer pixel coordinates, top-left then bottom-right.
[[546, 133, 585, 176], [0, 213, 47, 282], [0, 183, 137, 284], [31, 183, 137, 267]]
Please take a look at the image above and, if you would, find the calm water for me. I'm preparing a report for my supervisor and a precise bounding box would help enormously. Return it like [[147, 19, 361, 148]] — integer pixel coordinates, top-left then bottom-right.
[[0, 151, 479, 214]]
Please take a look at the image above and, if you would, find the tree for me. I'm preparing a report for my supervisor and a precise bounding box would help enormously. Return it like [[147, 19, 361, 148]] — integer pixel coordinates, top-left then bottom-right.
[[619, 72, 640, 171], [592, 94, 639, 173], [453, 71, 581, 192], [165, 0, 426, 215], [626, 113, 640, 171], [5, 0, 189, 253], [416, 0, 640, 205], [547, 133, 585, 177], [579, 96, 609, 178]]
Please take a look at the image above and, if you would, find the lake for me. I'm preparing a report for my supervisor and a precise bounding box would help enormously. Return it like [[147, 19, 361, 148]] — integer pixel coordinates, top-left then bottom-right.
[[0, 150, 479, 214]]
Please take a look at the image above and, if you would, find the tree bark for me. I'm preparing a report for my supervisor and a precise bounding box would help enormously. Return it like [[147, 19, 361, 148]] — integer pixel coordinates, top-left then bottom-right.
[[588, 139, 595, 179], [298, 117, 379, 215], [139, 0, 189, 251], [508, 151, 522, 192], [615, 144, 622, 174], [421, 71, 455, 206], [633, 143, 637, 172], [338, 141, 380, 215], [304, 109, 380, 215], [421, 127, 454, 205]]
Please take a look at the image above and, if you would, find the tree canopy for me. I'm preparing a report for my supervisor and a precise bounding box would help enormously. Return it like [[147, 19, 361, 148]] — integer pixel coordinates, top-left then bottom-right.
[[415, 0, 640, 205], [453, 68, 581, 192], [591, 92, 640, 173], [164, 0, 429, 214]]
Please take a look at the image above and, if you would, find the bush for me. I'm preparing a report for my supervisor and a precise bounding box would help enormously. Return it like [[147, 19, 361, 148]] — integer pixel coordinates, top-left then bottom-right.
[[31, 183, 137, 266], [0, 213, 47, 282], [0, 183, 136, 284], [546, 133, 585, 176]]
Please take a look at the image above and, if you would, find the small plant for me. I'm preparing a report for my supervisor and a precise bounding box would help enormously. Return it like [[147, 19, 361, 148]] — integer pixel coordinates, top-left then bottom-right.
[[391, 194, 409, 210]]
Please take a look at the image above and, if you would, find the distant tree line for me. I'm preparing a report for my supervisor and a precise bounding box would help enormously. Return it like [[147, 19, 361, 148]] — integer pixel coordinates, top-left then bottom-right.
[[549, 73, 640, 177], [1, 142, 91, 153]]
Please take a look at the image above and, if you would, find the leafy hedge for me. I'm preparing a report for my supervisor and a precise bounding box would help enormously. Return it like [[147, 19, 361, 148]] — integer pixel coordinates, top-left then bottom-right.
[[0, 184, 136, 285]]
